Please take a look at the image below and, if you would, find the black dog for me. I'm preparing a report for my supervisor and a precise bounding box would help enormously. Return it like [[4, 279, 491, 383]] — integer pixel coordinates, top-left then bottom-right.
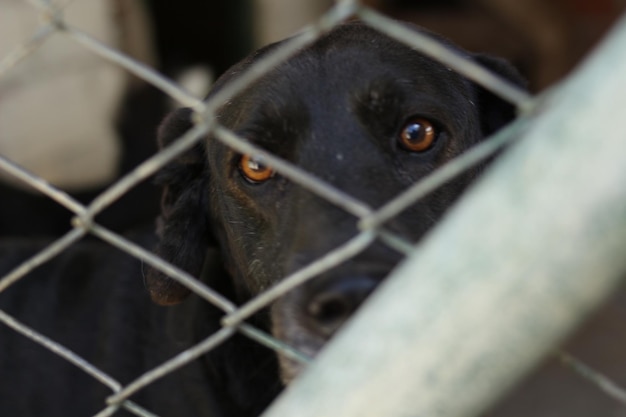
[[0, 234, 281, 417], [147, 22, 521, 383], [1, 22, 522, 416]]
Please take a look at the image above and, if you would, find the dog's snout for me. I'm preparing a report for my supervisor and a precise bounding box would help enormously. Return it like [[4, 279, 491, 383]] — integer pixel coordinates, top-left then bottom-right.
[[306, 276, 378, 337]]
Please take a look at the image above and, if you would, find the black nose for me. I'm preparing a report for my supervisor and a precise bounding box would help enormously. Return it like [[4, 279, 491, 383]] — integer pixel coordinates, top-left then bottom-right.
[[306, 276, 379, 337]]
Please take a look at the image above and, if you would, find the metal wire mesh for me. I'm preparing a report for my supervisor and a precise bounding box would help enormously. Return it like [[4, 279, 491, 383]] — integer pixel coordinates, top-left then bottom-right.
[[0, 0, 624, 416]]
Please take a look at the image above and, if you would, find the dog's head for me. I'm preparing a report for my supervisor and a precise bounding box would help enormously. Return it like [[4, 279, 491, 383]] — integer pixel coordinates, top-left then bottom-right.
[[146, 23, 524, 383]]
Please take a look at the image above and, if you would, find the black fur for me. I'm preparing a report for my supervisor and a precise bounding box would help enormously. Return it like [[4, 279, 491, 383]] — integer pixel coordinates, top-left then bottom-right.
[[0, 236, 280, 417], [146, 22, 524, 382], [0, 22, 523, 416]]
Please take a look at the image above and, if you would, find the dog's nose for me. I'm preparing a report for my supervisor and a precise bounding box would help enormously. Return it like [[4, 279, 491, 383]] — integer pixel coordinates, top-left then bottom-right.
[[306, 276, 379, 337]]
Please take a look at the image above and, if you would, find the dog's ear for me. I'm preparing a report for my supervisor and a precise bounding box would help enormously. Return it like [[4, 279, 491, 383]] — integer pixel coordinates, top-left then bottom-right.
[[472, 55, 527, 136], [146, 107, 214, 305]]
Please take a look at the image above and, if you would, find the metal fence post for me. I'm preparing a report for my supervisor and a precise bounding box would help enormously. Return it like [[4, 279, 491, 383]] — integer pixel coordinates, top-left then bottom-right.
[[262, 13, 626, 417]]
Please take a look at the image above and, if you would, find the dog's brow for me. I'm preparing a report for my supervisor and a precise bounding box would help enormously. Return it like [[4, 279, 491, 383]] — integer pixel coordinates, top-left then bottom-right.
[[234, 96, 310, 156], [358, 79, 406, 111], [354, 78, 462, 133]]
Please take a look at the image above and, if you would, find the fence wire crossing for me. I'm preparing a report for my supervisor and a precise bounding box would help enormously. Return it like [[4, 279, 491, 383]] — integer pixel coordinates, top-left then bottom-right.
[[0, 0, 624, 416]]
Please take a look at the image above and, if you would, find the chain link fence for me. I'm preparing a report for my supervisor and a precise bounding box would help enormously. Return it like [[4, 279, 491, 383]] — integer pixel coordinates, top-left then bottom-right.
[[1, 0, 626, 416]]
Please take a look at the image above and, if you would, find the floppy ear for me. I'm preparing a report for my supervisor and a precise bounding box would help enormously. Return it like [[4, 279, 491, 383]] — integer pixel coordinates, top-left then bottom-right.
[[472, 55, 527, 136], [145, 107, 214, 305]]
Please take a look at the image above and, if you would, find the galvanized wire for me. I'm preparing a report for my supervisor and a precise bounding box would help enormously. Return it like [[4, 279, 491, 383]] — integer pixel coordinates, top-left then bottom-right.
[[0, 155, 85, 214], [356, 8, 533, 110], [0, 25, 56, 78], [88, 223, 236, 312], [105, 327, 236, 406], [0, 0, 623, 415], [559, 352, 626, 405], [0, 228, 86, 293], [212, 126, 373, 218], [0, 310, 121, 391]]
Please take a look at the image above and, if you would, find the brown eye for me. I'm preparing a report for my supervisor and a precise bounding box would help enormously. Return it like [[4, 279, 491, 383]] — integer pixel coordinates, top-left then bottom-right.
[[239, 155, 275, 183], [398, 117, 437, 152]]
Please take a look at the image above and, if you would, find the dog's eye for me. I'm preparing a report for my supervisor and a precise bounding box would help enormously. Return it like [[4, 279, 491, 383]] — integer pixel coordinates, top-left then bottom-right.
[[239, 155, 275, 183], [398, 118, 437, 152]]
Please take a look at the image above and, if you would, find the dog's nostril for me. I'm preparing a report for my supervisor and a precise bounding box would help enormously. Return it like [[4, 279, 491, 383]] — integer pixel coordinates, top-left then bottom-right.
[[306, 277, 378, 337], [308, 293, 351, 327]]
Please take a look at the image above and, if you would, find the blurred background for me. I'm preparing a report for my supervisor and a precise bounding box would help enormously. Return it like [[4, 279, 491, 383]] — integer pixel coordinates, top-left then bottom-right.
[[1, 0, 625, 237]]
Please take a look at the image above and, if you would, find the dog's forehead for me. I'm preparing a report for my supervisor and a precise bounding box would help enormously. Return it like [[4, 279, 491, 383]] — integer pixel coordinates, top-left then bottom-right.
[[263, 26, 462, 92], [214, 24, 472, 128]]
